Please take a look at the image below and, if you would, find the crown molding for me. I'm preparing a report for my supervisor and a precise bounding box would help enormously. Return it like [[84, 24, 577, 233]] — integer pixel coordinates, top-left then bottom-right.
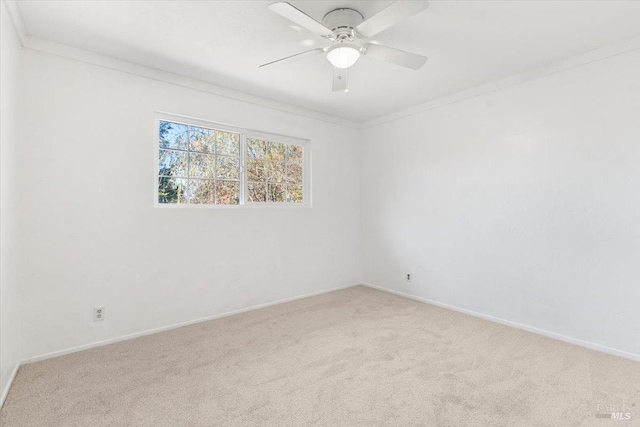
[[2, 0, 26, 45], [21, 36, 361, 130], [360, 35, 640, 129]]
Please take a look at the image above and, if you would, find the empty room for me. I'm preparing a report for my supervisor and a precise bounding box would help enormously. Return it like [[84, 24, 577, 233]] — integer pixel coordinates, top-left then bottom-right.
[[1, 0, 639, 425]]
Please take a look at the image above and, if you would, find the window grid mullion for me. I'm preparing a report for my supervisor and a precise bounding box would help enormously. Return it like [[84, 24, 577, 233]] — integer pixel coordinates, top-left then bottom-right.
[[284, 155, 288, 202], [186, 126, 191, 204], [265, 141, 270, 202], [213, 130, 217, 204], [240, 133, 246, 205]]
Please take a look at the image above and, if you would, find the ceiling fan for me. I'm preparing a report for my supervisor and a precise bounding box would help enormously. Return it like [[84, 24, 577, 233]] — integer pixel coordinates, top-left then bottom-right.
[[260, 1, 429, 92]]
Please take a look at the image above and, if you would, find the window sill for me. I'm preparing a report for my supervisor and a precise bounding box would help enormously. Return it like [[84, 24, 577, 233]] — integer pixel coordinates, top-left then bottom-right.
[[153, 202, 311, 209]]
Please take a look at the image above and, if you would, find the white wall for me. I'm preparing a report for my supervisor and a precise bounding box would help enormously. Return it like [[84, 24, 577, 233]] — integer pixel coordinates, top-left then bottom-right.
[[0, 0, 23, 401], [361, 49, 640, 357], [17, 48, 361, 360]]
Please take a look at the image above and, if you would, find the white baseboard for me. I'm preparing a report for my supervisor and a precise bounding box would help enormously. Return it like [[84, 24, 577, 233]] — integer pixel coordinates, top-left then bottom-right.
[[0, 361, 21, 409], [21, 282, 361, 365], [362, 282, 640, 362]]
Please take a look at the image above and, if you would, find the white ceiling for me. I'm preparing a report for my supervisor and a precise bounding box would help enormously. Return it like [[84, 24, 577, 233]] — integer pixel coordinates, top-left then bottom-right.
[[15, 0, 640, 122]]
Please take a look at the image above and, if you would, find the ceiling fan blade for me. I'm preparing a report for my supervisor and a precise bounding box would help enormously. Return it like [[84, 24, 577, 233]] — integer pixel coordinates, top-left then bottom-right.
[[259, 48, 325, 68], [268, 2, 333, 37], [355, 1, 429, 38], [361, 43, 427, 70], [332, 67, 348, 92]]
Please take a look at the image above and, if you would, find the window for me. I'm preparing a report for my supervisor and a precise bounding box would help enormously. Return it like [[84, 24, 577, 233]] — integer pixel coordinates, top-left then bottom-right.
[[246, 138, 304, 203], [155, 114, 309, 207]]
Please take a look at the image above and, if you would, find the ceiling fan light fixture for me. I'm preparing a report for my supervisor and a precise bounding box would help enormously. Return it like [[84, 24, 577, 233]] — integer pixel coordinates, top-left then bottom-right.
[[326, 44, 360, 69]]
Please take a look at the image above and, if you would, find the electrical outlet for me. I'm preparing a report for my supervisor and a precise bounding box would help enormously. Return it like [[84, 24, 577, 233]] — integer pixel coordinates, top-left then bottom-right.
[[94, 307, 105, 322], [406, 273, 411, 282]]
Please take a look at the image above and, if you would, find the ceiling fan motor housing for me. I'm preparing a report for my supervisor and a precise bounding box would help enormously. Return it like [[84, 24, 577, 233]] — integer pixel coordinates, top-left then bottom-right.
[[322, 8, 364, 40]]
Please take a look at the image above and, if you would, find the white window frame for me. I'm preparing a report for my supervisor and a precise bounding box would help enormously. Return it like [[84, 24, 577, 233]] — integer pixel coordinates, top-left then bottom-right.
[[153, 112, 311, 208]]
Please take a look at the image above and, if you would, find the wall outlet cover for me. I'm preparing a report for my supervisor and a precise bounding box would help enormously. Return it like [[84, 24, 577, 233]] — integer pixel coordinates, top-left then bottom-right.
[[94, 307, 105, 322]]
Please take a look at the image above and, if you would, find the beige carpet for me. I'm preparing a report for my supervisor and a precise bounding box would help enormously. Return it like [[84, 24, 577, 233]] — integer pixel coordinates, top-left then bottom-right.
[[1, 286, 639, 426]]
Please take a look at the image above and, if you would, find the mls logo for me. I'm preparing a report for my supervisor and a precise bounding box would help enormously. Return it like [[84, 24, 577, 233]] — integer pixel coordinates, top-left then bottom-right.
[[596, 403, 634, 421], [610, 412, 632, 420]]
